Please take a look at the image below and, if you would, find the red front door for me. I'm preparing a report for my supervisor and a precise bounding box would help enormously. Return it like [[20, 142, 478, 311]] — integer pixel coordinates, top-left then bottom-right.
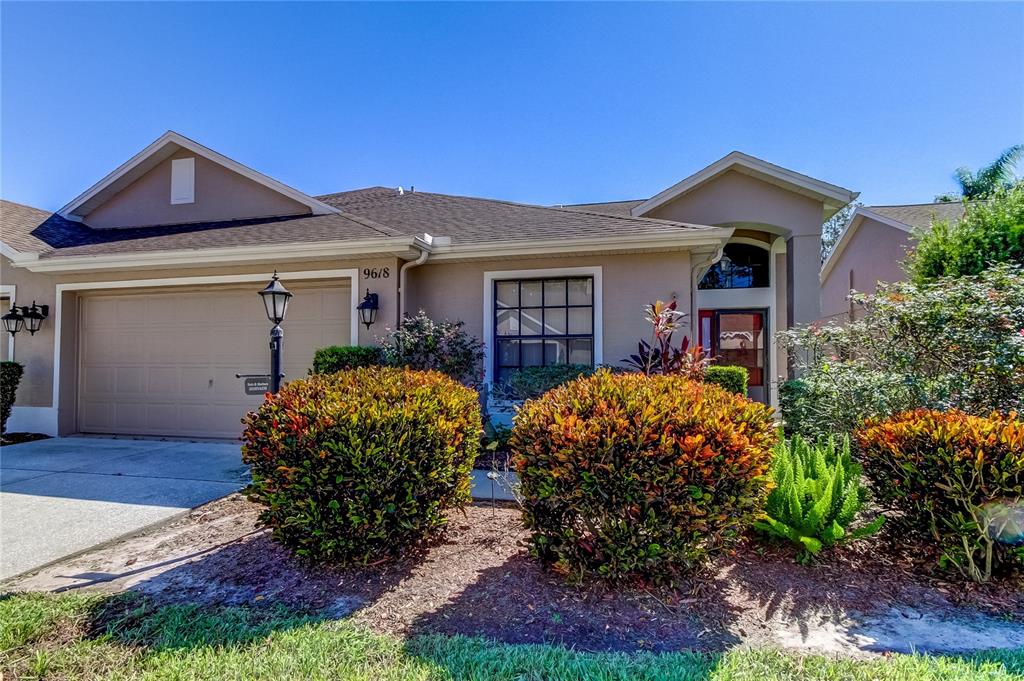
[[699, 308, 768, 403]]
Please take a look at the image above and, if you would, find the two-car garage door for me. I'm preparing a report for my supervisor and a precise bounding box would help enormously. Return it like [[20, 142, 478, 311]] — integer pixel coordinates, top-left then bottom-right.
[[78, 280, 351, 439]]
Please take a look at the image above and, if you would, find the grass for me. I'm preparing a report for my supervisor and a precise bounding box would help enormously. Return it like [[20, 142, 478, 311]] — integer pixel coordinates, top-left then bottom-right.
[[1, 592, 1022, 680]]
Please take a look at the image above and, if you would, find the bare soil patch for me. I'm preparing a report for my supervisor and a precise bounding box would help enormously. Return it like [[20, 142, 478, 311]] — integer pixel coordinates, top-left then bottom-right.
[[3, 494, 1022, 655]]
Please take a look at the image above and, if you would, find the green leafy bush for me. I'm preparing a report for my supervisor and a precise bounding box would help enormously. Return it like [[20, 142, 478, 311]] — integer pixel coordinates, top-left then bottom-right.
[[512, 370, 777, 582], [780, 264, 1024, 438], [855, 409, 1024, 583], [0, 361, 23, 435], [241, 366, 481, 564], [755, 435, 883, 562], [382, 311, 485, 387], [907, 184, 1024, 284], [705, 365, 748, 395], [490, 364, 594, 401], [310, 345, 384, 374]]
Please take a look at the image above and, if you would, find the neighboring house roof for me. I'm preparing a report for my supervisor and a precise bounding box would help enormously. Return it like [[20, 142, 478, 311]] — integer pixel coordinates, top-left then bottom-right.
[[58, 131, 341, 222], [317, 188, 714, 247], [630, 151, 859, 220], [866, 202, 966, 231], [819, 201, 969, 283]]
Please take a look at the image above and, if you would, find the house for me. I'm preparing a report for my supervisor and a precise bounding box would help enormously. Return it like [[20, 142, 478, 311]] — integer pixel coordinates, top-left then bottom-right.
[[1, 131, 857, 439], [819, 202, 966, 320]]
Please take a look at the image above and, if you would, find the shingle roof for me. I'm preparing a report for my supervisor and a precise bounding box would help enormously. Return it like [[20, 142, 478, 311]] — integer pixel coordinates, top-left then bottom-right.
[[1, 199, 402, 259], [867, 202, 967, 231], [559, 199, 645, 218], [316, 188, 712, 245], [2, 187, 715, 261]]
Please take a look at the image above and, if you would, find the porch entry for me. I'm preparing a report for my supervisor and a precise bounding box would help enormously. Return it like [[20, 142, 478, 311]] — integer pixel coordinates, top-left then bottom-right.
[[698, 308, 768, 403]]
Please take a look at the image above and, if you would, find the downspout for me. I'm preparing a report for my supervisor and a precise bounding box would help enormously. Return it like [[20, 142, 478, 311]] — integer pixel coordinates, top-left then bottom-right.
[[398, 244, 430, 322]]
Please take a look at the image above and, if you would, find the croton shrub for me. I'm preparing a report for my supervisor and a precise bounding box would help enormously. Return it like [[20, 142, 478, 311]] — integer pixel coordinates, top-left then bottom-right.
[[242, 366, 481, 564], [512, 370, 776, 583], [855, 409, 1024, 583]]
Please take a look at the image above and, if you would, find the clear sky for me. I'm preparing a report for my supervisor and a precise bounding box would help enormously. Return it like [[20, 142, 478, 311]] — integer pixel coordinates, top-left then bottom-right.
[[2, 2, 1022, 213]]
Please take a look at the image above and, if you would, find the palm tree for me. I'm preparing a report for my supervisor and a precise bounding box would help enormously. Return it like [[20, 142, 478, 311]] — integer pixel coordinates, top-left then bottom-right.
[[935, 144, 1023, 202]]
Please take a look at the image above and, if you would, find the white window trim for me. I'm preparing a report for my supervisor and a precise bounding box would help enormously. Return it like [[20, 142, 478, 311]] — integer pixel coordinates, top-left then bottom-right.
[[0, 284, 15, 360], [170, 157, 195, 205], [50, 269, 360, 428], [482, 265, 603, 387]]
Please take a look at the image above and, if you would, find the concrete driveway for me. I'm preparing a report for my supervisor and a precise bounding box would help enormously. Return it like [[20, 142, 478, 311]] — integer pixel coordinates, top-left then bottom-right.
[[0, 437, 247, 581]]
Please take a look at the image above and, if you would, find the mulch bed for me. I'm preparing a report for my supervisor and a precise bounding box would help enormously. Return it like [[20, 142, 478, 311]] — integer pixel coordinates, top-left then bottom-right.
[[114, 495, 1023, 653], [0, 432, 51, 446]]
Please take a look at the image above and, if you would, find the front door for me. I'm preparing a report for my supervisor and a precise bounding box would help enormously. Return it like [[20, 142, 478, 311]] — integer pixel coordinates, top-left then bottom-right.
[[698, 308, 769, 403]]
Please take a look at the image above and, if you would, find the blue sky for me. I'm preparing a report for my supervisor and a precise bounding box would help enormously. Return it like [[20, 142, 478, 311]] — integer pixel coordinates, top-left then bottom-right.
[[2, 2, 1022, 212]]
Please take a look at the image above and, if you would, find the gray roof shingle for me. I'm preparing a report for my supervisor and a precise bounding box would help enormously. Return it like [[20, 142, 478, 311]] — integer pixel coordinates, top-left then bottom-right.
[[316, 188, 711, 245], [559, 199, 644, 218], [867, 202, 967, 231]]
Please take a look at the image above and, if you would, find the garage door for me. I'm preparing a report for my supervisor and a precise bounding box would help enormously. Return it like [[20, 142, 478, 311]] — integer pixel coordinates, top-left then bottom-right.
[[78, 280, 351, 438]]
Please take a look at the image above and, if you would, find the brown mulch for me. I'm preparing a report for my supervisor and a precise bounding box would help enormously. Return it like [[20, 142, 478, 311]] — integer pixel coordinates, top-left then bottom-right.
[[6, 493, 1021, 652], [54, 495, 1014, 653]]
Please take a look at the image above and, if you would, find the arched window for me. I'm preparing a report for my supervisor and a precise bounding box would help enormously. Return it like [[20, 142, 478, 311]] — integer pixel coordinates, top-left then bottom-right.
[[699, 243, 770, 289]]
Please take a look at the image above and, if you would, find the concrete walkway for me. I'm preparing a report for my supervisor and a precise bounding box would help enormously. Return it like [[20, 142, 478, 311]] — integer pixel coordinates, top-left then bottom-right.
[[1, 437, 246, 581]]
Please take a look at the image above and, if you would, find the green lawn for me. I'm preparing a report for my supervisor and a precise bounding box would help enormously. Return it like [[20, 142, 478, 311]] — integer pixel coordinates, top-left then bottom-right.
[[1, 592, 1021, 681]]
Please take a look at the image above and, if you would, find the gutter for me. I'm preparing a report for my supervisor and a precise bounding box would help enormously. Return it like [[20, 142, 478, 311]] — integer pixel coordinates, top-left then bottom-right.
[[398, 235, 436, 321]]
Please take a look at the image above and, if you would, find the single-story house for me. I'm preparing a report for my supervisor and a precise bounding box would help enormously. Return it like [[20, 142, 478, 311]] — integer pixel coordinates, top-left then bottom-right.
[[819, 202, 966, 320], [1, 131, 857, 439]]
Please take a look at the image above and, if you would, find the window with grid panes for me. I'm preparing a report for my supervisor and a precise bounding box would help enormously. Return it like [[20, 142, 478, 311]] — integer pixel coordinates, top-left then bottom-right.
[[493, 277, 594, 384]]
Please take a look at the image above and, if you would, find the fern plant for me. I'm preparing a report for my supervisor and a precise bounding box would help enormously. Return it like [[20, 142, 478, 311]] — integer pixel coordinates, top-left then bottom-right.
[[755, 435, 884, 562]]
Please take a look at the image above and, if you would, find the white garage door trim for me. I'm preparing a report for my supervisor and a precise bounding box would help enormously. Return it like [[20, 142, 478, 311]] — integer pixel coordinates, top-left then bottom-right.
[[51, 269, 360, 426]]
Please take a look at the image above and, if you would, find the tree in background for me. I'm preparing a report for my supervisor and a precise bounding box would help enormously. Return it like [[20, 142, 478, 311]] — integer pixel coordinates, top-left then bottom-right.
[[820, 201, 863, 262], [935, 144, 1023, 202], [906, 183, 1024, 283]]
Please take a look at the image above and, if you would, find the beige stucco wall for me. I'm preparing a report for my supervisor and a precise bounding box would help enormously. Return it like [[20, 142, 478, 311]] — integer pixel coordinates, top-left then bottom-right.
[[0, 255, 399, 433], [84, 148, 312, 228], [0, 255, 59, 407], [406, 251, 693, 374], [642, 170, 824, 325], [645, 171, 824, 237], [820, 216, 912, 321]]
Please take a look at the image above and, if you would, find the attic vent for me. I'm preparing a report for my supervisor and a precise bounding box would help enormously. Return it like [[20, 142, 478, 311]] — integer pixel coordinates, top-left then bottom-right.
[[170, 157, 195, 205]]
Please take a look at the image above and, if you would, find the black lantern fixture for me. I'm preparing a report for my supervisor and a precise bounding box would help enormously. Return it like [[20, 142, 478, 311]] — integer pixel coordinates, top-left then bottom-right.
[[258, 272, 292, 325], [2, 306, 24, 335], [356, 289, 379, 329], [21, 302, 49, 336], [258, 272, 292, 393]]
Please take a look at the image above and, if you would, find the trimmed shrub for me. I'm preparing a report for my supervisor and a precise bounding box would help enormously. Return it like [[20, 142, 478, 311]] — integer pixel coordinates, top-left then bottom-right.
[[310, 345, 384, 374], [855, 409, 1024, 582], [512, 370, 777, 582], [705, 365, 748, 395], [0, 361, 24, 435], [490, 364, 595, 401], [382, 311, 485, 387], [755, 435, 883, 562], [242, 366, 482, 564]]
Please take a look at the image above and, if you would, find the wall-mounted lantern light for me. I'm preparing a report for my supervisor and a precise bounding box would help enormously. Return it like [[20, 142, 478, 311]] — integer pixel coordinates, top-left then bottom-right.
[[2, 302, 49, 336], [22, 303, 49, 335], [258, 272, 293, 393], [2, 306, 24, 335], [356, 289, 379, 329]]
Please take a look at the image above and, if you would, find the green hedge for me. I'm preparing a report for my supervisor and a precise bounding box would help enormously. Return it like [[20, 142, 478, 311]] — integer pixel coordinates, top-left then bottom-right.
[[491, 364, 595, 401], [310, 345, 384, 374], [705, 365, 748, 395], [0, 361, 24, 435]]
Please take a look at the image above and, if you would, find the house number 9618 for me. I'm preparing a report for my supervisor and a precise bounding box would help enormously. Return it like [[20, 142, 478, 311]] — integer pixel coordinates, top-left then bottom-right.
[[362, 267, 391, 279]]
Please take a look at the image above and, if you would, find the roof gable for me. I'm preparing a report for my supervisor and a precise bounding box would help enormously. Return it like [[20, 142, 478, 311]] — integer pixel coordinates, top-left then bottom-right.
[[631, 151, 858, 221], [58, 131, 340, 225], [820, 207, 912, 282]]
